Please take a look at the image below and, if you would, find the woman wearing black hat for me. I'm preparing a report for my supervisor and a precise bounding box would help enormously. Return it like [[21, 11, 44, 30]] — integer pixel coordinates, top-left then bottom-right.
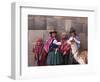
[[44, 30, 63, 65], [68, 29, 80, 64]]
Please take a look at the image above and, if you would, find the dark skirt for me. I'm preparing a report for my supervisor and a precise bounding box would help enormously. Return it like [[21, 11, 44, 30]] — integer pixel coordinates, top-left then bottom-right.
[[68, 52, 79, 64], [47, 50, 63, 65], [62, 54, 70, 65]]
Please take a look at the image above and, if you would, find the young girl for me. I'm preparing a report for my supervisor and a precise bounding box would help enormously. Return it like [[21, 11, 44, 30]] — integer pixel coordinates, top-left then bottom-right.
[[44, 30, 62, 65], [32, 38, 44, 66]]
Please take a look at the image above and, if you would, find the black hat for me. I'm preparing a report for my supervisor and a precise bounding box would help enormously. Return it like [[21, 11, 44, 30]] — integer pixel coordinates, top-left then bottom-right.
[[70, 28, 76, 33], [49, 30, 57, 34]]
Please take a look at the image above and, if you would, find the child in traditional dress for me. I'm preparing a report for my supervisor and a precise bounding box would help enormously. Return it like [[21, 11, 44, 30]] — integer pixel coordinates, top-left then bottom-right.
[[44, 30, 62, 65], [60, 32, 71, 65], [32, 38, 44, 66]]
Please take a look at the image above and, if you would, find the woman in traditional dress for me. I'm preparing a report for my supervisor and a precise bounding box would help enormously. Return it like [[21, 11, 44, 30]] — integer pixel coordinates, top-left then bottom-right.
[[59, 32, 71, 65], [44, 30, 62, 65], [68, 30, 80, 64], [32, 38, 44, 66]]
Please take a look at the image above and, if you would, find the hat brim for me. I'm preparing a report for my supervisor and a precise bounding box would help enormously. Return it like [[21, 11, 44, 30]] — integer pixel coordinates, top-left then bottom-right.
[[49, 31, 57, 34], [70, 30, 76, 33]]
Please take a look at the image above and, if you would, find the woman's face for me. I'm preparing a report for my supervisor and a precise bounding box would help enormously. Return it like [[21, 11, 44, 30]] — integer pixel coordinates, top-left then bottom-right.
[[71, 32, 75, 37], [37, 41, 42, 45], [51, 33, 56, 38], [62, 34, 66, 39]]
